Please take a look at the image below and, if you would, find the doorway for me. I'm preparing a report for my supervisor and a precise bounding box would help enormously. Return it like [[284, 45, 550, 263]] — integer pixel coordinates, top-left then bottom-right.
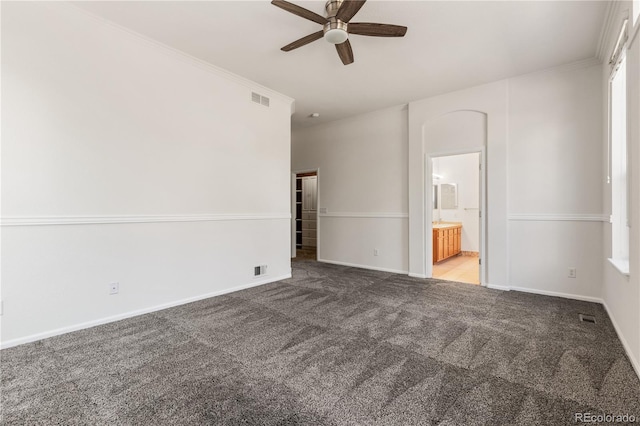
[[292, 171, 318, 260], [431, 152, 481, 285]]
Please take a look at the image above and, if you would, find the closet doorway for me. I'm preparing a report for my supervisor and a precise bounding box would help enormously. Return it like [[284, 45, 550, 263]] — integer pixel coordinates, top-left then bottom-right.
[[293, 170, 318, 260]]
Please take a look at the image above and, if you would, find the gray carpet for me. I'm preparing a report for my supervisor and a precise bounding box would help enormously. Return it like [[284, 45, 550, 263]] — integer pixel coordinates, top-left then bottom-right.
[[3, 260, 640, 425]]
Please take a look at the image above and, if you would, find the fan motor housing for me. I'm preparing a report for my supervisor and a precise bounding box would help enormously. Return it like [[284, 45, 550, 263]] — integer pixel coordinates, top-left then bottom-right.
[[325, 0, 344, 17], [324, 18, 348, 35]]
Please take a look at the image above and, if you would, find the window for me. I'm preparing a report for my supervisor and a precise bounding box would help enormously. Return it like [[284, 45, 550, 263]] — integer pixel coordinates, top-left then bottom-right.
[[608, 21, 629, 275]]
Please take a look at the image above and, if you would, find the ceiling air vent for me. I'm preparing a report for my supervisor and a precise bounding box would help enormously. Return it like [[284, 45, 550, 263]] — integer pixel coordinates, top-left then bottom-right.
[[251, 92, 270, 107]]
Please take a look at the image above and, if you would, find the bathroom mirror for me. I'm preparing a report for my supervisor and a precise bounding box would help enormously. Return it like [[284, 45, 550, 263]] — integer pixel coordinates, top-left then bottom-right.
[[433, 185, 438, 209], [441, 183, 457, 209]]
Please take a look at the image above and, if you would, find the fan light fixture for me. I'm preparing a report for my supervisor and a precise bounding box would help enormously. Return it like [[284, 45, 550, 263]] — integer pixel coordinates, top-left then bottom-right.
[[271, 0, 408, 65], [324, 28, 348, 44], [323, 17, 348, 44]]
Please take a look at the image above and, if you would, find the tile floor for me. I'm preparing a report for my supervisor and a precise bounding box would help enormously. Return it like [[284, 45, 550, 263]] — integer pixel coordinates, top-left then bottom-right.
[[432, 254, 480, 285]]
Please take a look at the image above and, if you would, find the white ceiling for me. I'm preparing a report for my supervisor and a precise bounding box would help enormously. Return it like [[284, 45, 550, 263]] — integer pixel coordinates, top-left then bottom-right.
[[73, 1, 609, 128]]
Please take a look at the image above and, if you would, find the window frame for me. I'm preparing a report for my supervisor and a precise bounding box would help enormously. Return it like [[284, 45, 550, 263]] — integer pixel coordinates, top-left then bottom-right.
[[607, 19, 630, 276]]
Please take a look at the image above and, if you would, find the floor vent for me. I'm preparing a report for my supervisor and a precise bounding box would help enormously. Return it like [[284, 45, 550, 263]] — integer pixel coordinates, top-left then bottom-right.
[[579, 314, 596, 324], [254, 265, 267, 277]]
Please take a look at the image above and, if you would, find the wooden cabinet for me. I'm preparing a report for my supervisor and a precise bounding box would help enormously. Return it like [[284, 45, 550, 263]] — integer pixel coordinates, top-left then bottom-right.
[[433, 224, 462, 263]]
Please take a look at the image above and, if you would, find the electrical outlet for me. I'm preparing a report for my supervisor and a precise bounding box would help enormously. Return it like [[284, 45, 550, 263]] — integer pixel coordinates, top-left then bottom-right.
[[568, 268, 577, 278], [109, 282, 120, 295], [374, 249, 379, 256]]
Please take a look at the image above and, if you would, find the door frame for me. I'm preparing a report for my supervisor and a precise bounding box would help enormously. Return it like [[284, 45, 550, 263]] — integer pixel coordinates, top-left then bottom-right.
[[425, 148, 486, 285], [291, 168, 320, 258]]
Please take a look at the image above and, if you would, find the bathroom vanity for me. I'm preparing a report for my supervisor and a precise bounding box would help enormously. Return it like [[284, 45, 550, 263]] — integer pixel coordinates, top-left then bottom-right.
[[432, 223, 462, 263]]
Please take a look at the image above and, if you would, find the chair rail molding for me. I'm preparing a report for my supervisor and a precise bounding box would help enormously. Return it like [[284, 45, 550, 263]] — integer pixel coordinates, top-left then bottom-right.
[[319, 212, 409, 219], [508, 213, 609, 222], [1, 213, 291, 227]]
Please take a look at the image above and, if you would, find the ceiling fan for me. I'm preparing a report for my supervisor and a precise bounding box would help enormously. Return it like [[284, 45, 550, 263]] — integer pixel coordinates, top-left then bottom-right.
[[272, 0, 407, 65]]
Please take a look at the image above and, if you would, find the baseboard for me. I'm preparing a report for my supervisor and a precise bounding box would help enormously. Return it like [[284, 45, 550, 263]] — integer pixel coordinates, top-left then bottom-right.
[[486, 283, 511, 291], [601, 300, 640, 381], [509, 286, 604, 304], [408, 273, 428, 279], [484, 284, 639, 381], [317, 258, 408, 275], [0, 273, 291, 350]]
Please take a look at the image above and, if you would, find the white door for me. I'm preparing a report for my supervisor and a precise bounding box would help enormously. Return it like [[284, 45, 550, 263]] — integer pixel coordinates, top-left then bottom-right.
[[302, 176, 317, 211]]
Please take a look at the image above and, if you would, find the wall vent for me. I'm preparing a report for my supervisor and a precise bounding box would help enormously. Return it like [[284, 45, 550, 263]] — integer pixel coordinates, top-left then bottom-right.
[[254, 265, 267, 276], [251, 92, 270, 107], [579, 314, 596, 324]]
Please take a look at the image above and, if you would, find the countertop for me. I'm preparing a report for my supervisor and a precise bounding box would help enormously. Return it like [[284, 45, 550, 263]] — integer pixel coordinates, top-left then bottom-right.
[[432, 222, 462, 229]]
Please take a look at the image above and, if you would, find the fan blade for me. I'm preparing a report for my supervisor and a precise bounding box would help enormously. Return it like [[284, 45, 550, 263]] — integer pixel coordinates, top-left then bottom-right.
[[271, 0, 327, 25], [336, 0, 367, 22], [335, 39, 354, 65], [348, 23, 407, 37], [281, 31, 324, 51]]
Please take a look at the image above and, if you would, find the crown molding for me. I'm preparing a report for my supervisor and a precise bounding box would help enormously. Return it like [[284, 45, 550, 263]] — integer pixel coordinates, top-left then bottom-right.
[[597, 1, 618, 61]]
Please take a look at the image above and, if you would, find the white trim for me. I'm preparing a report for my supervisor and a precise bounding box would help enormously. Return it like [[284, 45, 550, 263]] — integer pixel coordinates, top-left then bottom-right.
[[631, 9, 640, 46], [318, 258, 408, 275], [1, 213, 291, 227], [426, 147, 487, 286], [293, 168, 321, 256], [607, 258, 631, 277], [319, 212, 408, 219], [509, 286, 603, 304], [408, 273, 428, 279], [508, 214, 609, 222], [0, 272, 292, 350], [597, 1, 621, 62], [486, 283, 511, 291], [602, 300, 640, 381]]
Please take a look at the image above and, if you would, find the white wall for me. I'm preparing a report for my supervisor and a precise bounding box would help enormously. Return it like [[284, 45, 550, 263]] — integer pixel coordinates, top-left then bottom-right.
[[290, 9, 639, 377], [507, 61, 604, 300], [292, 105, 408, 273], [293, 59, 604, 292], [1, 2, 294, 347], [409, 82, 508, 285], [601, 0, 640, 377], [411, 61, 603, 296], [296, 59, 603, 299], [433, 153, 481, 252]]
